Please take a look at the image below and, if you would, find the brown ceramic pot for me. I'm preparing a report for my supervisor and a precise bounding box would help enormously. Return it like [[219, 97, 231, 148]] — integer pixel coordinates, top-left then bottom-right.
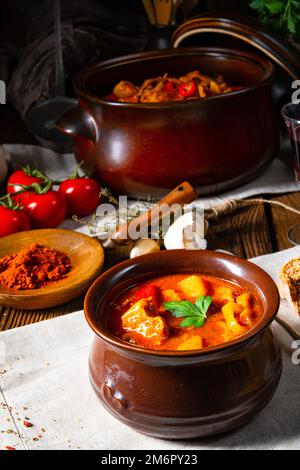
[[57, 48, 279, 199], [84, 250, 282, 439]]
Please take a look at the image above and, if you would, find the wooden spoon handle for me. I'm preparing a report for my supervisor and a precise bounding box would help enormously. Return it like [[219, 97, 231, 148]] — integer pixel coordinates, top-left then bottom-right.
[[114, 182, 197, 244]]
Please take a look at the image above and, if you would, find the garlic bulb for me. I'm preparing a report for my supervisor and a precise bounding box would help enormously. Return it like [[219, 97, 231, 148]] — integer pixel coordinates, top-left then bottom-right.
[[0, 146, 8, 185], [130, 239, 160, 259], [164, 212, 208, 250]]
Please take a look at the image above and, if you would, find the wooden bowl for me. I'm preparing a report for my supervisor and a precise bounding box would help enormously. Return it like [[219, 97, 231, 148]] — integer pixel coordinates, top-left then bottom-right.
[[0, 229, 104, 310]]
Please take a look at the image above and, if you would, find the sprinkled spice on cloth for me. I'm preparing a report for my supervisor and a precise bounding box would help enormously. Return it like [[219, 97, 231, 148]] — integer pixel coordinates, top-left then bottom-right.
[[0, 243, 71, 290]]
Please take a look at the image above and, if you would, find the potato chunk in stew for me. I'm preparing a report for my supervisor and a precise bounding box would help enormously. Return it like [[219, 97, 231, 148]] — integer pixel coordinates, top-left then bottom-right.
[[177, 336, 203, 351], [213, 286, 235, 303], [236, 293, 251, 309], [121, 299, 168, 346], [162, 289, 181, 302], [113, 81, 139, 102], [177, 275, 209, 298]]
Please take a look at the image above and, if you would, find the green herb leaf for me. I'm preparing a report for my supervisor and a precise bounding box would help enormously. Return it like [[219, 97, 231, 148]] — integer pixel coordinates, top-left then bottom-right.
[[265, 1, 284, 15], [163, 301, 198, 318], [250, 0, 300, 40], [163, 295, 212, 329], [180, 317, 204, 328]]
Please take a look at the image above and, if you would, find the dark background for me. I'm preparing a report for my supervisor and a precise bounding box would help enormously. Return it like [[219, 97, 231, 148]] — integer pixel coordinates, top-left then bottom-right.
[[0, 0, 251, 46], [0, 0, 253, 143]]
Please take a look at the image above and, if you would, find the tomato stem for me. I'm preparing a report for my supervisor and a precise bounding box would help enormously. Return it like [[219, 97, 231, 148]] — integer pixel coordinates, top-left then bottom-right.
[[68, 161, 86, 180], [15, 180, 53, 195], [0, 193, 23, 211], [21, 164, 50, 183]]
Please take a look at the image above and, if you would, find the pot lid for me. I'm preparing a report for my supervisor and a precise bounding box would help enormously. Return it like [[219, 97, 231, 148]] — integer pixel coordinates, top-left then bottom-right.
[[172, 12, 300, 81]]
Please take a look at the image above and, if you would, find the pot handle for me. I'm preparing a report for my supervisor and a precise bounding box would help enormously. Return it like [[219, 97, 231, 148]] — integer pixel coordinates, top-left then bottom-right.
[[56, 103, 97, 142]]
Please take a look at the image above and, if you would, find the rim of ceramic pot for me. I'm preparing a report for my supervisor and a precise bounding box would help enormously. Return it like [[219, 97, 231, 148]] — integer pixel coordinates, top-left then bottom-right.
[[74, 47, 275, 110], [84, 250, 280, 358]]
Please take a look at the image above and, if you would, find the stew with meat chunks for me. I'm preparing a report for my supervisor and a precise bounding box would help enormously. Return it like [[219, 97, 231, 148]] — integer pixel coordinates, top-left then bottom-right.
[[107, 274, 262, 351], [107, 71, 240, 104]]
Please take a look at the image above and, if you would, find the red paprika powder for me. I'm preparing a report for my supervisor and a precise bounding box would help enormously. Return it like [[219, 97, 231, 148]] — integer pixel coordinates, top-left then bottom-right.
[[0, 243, 71, 290]]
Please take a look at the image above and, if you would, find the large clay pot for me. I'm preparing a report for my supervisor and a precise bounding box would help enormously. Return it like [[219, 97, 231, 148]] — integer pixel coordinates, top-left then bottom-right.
[[57, 48, 279, 199]]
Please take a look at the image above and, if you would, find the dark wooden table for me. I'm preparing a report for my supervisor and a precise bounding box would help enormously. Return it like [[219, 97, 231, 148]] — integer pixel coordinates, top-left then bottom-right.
[[0, 105, 299, 332]]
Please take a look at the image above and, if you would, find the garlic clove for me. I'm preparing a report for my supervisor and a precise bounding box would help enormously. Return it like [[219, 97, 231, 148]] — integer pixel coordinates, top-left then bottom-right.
[[130, 239, 160, 259]]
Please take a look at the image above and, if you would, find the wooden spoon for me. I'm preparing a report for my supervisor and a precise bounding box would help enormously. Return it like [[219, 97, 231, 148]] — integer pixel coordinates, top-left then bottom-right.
[[109, 181, 197, 245]]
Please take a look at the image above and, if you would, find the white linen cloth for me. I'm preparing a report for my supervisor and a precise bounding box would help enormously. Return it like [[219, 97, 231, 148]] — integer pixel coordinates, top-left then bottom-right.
[[0, 247, 300, 450]]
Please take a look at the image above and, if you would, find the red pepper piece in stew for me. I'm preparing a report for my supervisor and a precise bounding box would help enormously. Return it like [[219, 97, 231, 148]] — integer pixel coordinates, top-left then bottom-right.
[[178, 80, 196, 98], [164, 80, 177, 96], [135, 285, 162, 309], [106, 93, 118, 101]]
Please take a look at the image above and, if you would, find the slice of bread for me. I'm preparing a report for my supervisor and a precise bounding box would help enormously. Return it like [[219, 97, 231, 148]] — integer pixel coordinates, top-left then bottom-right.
[[278, 257, 300, 315]]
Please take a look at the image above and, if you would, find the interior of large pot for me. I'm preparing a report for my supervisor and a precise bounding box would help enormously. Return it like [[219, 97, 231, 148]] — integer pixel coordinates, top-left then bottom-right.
[[75, 47, 274, 104], [84, 250, 279, 357]]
